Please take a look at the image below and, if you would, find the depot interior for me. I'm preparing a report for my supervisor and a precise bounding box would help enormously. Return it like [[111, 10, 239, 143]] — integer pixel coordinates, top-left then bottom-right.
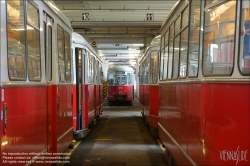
[[52, 0, 178, 97]]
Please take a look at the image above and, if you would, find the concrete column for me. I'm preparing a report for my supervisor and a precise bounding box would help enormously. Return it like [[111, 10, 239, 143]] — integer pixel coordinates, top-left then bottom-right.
[[102, 59, 109, 81]]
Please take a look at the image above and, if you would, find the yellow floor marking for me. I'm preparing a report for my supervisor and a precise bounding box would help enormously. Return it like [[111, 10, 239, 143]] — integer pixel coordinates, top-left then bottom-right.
[[157, 139, 165, 152], [94, 138, 112, 141], [68, 140, 82, 154]]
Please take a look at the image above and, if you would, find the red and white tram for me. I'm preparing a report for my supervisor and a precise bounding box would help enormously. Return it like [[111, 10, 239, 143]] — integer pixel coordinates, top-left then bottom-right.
[[0, 0, 73, 164], [72, 32, 103, 139], [107, 66, 134, 105], [158, 0, 250, 165], [139, 35, 161, 137]]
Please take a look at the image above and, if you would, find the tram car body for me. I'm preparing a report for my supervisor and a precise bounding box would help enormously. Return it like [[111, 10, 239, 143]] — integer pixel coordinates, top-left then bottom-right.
[[139, 35, 161, 137], [107, 66, 134, 105], [72, 32, 103, 139], [158, 0, 249, 165], [0, 0, 73, 164]]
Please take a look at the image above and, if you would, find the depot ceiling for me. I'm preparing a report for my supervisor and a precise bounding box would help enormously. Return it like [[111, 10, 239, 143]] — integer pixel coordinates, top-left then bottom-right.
[[53, 0, 177, 66]]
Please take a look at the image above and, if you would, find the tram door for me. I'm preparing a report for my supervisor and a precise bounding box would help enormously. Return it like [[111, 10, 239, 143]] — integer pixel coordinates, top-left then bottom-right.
[[75, 48, 84, 130], [43, 13, 53, 152]]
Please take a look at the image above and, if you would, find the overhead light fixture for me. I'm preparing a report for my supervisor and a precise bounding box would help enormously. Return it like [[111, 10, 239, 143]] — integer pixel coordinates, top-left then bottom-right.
[[105, 54, 118, 57], [110, 9, 135, 12]]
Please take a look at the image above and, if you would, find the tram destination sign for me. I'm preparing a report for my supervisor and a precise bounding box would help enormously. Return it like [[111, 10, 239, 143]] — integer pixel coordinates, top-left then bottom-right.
[[116, 71, 125, 74]]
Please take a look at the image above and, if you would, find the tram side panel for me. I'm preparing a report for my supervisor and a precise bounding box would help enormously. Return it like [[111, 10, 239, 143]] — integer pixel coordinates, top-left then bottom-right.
[[202, 83, 250, 165], [56, 85, 73, 153], [94, 84, 100, 117], [143, 85, 150, 123], [99, 84, 103, 112], [148, 85, 159, 129], [158, 83, 203, 165], [158, 0, 250, 165], [86, 84, 95, 127], [138, 68, 145, 117], [159, 84, 250, 165], [96, 84, 101, 117], [1, 86, 48, 163], [139, 84, 144, 115]]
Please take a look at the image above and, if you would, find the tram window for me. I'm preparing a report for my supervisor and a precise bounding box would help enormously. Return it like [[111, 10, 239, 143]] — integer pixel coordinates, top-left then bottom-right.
[[161, 35, 165, 50], [188, 0, 200, 77], [182, 7, 189, 28], [88, 55, 94, 84], [95, 61, 99, 84], [205, 0, 220, 6], [168, 24, 174, 79], [48, 26, 52, 81], [163, 30, 169, 80], [44, 22, 47, 79], [58, 25, 65, 82], [144, 64, 149, 84], [27, 2, 39, 29], [16, 55, 25, 78], [91, 57, 94, 83], [112, 74, 127, 85], [159, 49, 164, 80], [150, 51, 158, 84], [139, 67, 142, 84], [87, 54, 92, 84], [27, 25, 41, 81], [108, 72, 114, 85], [91, 58, 95, 83], [99, 65, 101, 84], [88, 56, 92, 83], [139, 66, 144, 85], [239, 1, 250, 74], [86, 54, 89, 83], [77, 49, 82, 82], [27, 2, 41, 81], [163, 46, 168, 80], [203, 1, 236, 76], [164, 30, 168, 46], [173, 35, 180, 79], [159, 36, 164, 81], [179, 28, 188, 78], [99, 65, 103, 84], [175, 16, 181, 34], [127, 73, 132, 85], [7, 1, 26, 80], [121, 75, 127, 85], [65, 32, 71, 82]]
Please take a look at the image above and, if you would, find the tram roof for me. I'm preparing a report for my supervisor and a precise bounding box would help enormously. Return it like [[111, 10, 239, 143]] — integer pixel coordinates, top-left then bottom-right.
[[44, 0, 72, 29]]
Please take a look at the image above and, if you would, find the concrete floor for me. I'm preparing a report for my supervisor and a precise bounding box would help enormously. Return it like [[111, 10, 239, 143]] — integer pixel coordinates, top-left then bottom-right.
[[65, 98, 167, 166]]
